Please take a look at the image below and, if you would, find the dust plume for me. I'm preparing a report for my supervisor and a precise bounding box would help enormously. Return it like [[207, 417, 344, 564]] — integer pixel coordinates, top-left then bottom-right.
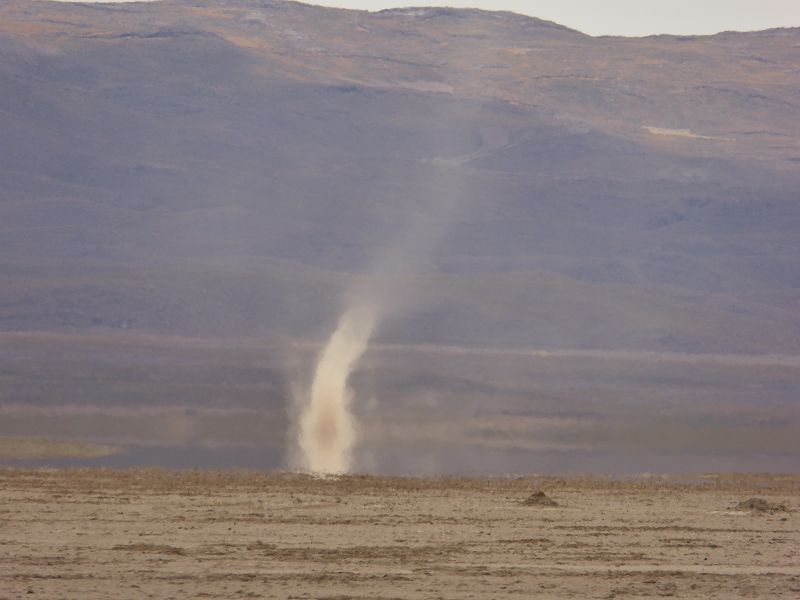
[[293, 95, 474, 475], [294, 215, 449, 474], [293, 158, 462, 474], [298, 300, 378, 474]]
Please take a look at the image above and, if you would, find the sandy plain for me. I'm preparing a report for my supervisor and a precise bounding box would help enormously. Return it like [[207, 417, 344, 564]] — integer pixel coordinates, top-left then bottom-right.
[[1, 469, 798, 599]]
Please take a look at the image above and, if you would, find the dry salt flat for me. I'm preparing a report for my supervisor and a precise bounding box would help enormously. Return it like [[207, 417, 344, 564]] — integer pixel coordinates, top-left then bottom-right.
[[1, 469, 799, 599]]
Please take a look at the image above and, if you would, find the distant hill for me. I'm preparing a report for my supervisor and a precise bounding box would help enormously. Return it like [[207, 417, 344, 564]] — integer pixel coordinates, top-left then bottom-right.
[[1, 0, 799, 353]]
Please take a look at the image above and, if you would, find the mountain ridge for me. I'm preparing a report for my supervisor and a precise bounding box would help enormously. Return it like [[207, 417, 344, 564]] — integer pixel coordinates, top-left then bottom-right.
[[0, 0, 799, 354]]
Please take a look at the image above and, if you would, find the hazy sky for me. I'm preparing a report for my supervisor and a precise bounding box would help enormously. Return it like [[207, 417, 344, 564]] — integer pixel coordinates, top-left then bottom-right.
[[315, 0, 800, 36], [51, 0, 800, 36]]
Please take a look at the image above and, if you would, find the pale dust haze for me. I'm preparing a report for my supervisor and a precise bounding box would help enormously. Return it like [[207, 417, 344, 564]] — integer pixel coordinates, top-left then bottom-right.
[[298, 301, 378, 474]]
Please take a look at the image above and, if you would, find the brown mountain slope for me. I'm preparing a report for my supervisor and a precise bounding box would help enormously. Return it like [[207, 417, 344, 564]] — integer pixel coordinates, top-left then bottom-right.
[[0, 0, 799, 354]]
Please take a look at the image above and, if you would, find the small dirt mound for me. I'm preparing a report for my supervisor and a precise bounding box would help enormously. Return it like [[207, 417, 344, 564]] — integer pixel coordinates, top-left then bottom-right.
[[523, 491, 559, 507], [734, 498, 788, 514]]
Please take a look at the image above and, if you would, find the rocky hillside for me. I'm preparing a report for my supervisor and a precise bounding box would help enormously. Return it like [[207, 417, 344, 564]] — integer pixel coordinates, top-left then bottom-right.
[[1, 0, 799, 353]]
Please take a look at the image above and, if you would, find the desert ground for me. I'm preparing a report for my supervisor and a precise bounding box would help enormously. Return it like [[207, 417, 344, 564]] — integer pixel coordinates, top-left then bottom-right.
[[1, 469, 798, 599]]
